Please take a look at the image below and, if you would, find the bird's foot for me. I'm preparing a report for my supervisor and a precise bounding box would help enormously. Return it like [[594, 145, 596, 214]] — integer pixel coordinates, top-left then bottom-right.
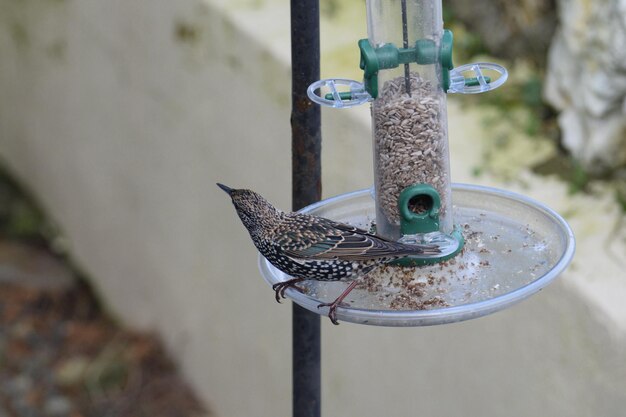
[[316, 280, 359, 325], [272, 278, 306, 303], [316, 300, 342, 325]]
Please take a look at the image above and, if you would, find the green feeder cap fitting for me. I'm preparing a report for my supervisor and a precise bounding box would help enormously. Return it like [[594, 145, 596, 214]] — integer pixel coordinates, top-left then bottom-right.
[[357, 29, 455, 98], [398, 184, 441, 235], [393, 184, 465, 266]]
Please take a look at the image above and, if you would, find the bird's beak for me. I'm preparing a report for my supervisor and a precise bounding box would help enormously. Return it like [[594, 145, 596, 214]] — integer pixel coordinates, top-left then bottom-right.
[[216, 183, 233, 195]]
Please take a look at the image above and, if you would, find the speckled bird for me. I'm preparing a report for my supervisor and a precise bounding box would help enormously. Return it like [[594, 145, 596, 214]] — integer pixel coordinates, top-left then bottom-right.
[[217, 183, 440, 324]]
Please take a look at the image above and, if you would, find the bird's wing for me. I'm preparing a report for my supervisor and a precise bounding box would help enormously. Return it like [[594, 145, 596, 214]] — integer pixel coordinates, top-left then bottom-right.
[[276, 215, 430, 261]]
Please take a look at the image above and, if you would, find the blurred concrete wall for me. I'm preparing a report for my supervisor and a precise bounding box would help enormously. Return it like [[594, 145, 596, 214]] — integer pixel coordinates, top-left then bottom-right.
[[1, 1, 625, 417]]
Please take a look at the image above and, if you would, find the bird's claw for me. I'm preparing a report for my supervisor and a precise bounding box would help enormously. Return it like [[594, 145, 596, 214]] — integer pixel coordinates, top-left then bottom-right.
[[317, 301, 341, 325], [315, 280, 359, 325], [272, 278, 305, 303]]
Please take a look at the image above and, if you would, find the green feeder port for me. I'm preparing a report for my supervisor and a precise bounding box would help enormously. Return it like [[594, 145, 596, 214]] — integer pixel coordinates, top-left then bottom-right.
[[393, 184, 464, 267]]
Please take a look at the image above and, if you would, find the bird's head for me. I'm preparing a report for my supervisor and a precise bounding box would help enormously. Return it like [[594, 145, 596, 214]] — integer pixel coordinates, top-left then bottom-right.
[[217, 183, 280, 235]]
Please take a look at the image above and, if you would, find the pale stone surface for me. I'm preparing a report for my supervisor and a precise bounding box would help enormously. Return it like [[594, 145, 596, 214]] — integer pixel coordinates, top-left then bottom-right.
[[544, 0, 626, 172], [0, 1, 625, 417]]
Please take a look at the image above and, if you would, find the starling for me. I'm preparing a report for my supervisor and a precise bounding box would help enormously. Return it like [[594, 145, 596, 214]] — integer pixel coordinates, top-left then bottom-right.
[[217, 183, 440, 324]]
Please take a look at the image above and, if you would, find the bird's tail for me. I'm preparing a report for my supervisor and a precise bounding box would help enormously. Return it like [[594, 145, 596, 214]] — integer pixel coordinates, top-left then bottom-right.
[[380, 241, 442, 257], [406, 243, 441, 256]]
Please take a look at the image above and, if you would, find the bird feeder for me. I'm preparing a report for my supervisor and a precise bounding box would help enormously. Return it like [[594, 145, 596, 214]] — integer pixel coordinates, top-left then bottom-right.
[[260, 0, 574, 326]]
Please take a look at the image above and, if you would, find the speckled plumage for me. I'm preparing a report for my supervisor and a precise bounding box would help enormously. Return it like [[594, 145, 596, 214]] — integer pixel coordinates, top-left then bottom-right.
[[218, 183, 440, 324]]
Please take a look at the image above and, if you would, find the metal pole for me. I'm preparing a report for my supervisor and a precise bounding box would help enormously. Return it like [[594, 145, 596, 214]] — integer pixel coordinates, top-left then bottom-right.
[[290, 1, 321, 417], [401, 0, 411, 95]]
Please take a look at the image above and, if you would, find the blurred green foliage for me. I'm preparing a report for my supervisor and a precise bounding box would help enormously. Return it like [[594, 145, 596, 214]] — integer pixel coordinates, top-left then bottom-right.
[[0, 165, 56, 245], [443, 15, 626, 213], [443, 7, 489, 62], [532, 154, 591, 194], [444, 5, 556, 140]]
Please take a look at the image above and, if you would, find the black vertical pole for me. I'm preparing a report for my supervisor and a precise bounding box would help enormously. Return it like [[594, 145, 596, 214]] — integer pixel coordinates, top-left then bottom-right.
[[401, 0, 411, 95], [290, 1, 321, 417]]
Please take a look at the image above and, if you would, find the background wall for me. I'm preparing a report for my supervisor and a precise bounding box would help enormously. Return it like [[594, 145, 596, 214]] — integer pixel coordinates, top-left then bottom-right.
[[0, 1, 625, 416]]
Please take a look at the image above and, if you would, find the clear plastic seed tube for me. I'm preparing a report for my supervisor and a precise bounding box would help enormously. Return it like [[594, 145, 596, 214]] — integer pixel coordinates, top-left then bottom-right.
[[368, 0, 453, 239]]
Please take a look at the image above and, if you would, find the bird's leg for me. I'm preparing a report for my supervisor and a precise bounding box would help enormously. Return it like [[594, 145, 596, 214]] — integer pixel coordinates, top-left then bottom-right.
[[317, 280, 359, 325], [272, 278, 306, 303]]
